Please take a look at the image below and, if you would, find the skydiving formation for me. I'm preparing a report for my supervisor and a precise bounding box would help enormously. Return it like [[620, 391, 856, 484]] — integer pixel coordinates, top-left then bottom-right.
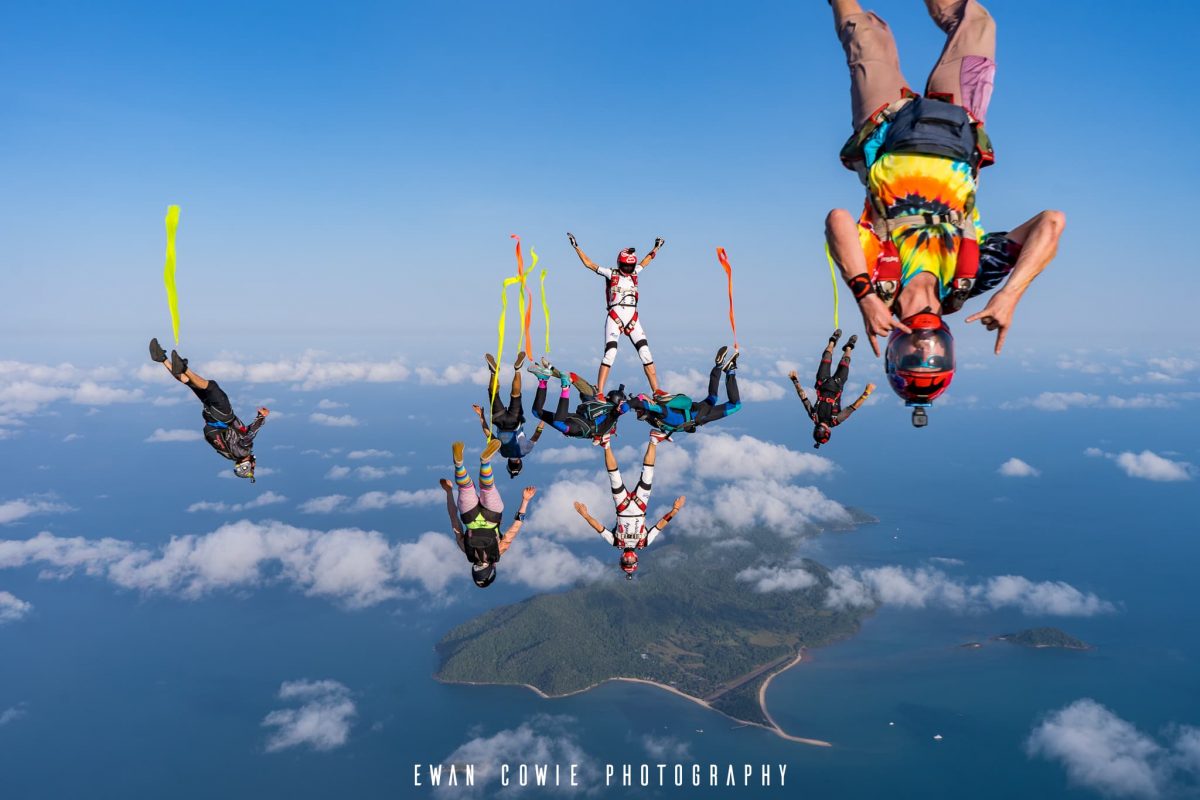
[[149, 338, 269, 480], [529, 360, 629, 445], [442, 440, 537, 589], [790, 330, 876, 445], [824, 0, 1064, 424], [573, 435, 686, 579], [627, 346, 742, 440]]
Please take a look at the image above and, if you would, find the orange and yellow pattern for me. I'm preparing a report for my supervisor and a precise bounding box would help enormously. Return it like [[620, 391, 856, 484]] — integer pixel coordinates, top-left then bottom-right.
[[856, 153, 984, 296]]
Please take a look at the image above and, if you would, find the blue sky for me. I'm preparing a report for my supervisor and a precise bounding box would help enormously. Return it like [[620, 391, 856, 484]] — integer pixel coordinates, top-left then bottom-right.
[[3, 0, 1197, 356]]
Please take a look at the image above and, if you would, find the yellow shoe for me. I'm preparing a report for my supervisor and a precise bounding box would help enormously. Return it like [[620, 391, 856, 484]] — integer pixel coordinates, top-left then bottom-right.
[[452, 441, 465, 465], [481, 438, 502, 462]]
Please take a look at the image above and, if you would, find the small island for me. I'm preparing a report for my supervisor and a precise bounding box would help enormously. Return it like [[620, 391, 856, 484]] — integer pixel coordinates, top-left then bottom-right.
[[435, 523, 876, 746], [994, 627, 1092, 650]]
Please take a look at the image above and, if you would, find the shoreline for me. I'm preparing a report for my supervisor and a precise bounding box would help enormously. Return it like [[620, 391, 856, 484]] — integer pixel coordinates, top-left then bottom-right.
[[437, 648, 831, 748]]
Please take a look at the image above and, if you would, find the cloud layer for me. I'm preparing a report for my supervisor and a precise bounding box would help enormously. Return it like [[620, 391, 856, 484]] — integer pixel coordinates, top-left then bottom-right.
[[263, 680, 356, 753]]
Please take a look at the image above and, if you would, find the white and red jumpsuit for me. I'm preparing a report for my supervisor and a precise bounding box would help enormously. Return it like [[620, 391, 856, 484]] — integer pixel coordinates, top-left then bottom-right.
[[596, 266, 654, 369]]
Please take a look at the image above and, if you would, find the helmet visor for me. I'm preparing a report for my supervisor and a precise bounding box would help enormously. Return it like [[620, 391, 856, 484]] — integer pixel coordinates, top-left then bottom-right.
[[886, 328, 955, 373]]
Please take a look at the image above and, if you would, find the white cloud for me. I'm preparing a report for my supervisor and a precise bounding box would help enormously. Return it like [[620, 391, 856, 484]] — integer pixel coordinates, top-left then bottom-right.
[[415, 363, 489, 387], [0, 591, 32, 624], [498, 536, 606, 591], [1002, 392, 1196, 412], [316, 399, 347, 410], [691, 433, 835, 482], [326, 465, 352, 480], [437, 715, 594, 798], [1024, 699, 1200, 798], [536, 447, 598, 465], [187, 491, 288, 514], [325, 465, 408, 481], [524, 477, 614, 541], [309, 413, 360, 428], [823, 565, 1114, 617], [347, 449, 392, 460], [681, 479, 851, 538], [1086, 449, 1194, 482], [998, 458, 1041, 478], [736, 564, 818, 593], [299, 495, 349, 514], [641, 733, 691, 761], [348, 488, 441, 512], [193, 354, 411, 391], [0, 497, 72, 525], [0, 703, 28, 727], [62, 433, 82, 443], [262, 680, 356, 753], [145, 428, 202, 443]]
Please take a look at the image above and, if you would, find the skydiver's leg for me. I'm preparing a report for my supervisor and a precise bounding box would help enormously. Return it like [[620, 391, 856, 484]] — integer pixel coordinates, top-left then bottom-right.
[[625, 316, 660, 394], [833, 0, 911, 130], [597, 314, 621, 394], [704, 364, 722, 406], [816, 343, 834, 385], [636, 438, 656, 506], [477, 454, 503, 514], [605, 443, 626, 505], [924, 0, 996, 124], [509, 369, 523, 413], [452, 443, 479, 514]]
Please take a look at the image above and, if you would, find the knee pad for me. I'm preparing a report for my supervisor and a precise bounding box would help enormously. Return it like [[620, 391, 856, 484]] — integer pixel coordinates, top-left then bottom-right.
[[634, 340, 653, 365], [602, 341, 619, 367]]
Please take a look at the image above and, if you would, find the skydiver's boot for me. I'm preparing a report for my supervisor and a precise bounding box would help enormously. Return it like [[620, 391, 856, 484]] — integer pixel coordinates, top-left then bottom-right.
[[485, 353, 499, 395], [724, 351, 740, 374], [481, 437, 502, 462], [845, 334, 858, 352], [485, 353, 498, 374], [570, 372, 597, 399], [714, 345, 729, 368], [829, 329, 843, 348], [169, 350, 189, 378], [149, 338, 167, 363], [513, 351, 526, 370]]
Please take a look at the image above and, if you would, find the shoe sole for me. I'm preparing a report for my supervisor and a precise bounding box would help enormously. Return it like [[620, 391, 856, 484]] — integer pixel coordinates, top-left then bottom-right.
[[481, 439, 502, 461]]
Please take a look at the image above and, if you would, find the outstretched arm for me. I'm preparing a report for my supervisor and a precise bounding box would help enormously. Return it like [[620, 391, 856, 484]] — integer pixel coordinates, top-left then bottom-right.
[[567, 232, 600, 272], [648, 496, 686, 544], [966, 210, 1066, 355], [529, 421, 545, 443], [835, 383, 876, 423], [498, 486, 537, 555], [639, 237, 665, 269], [573, 501, 606, 534], [788, 371, 817, 418], [440, 478, 465, 551], [471, 404, 492, 440]]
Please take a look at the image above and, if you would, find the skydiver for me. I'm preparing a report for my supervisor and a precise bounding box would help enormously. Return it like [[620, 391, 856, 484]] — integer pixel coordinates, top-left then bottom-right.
[[471, 351, 545, 479], [441, 439, 536, 589], [789, 329, 876, 449], [528, 360, 629, 444], [567, 231, 669, 398], [626, 346, 742, 439], [823, 0, 1064, 422], [572, 433, 685, 580], [149, 338, 268, 480]]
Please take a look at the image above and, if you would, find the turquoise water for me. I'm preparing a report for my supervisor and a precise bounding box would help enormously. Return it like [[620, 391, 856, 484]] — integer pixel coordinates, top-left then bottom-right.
[[0, 373, 1197, 798]]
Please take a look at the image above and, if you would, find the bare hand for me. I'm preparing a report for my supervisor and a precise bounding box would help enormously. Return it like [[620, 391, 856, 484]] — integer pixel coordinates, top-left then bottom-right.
[[965, 290, 1018, 355], [653, 237, 665, 249], [673, 496, 686, 511], [858, 296, 911, 357], [573, 501, 589, 516], [865, 382, 877, 393], [439, 478, 453, 492], [472, 403, 484, 417], [788, 370, 799, 382], [567, 232, 578, 248], [522, 486, 537, 501], [258, 407, 270, 417]]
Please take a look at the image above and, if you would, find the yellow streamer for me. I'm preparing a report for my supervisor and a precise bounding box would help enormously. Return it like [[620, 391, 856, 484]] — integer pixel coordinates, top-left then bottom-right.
[[491, 275, 524, 430], [824, 242, 840, 328], [539, 261, 551, 353], [163, 205, 182, 344]]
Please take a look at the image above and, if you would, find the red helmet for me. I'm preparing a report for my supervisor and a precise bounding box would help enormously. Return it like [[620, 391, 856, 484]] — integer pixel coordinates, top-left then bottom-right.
[[885, 312, 955, 406], [619, 548, 639, 578], [617, 248, 637, 268]]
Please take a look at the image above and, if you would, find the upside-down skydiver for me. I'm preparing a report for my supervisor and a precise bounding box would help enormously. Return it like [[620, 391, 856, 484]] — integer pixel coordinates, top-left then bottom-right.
[[626, 346, 742, 440], [471, 351, 544, 478], [789, 329, 875, 448]]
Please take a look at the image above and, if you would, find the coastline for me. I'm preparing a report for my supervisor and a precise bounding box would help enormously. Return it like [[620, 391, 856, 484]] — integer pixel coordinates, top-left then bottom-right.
[[438, 648, 832, 748]]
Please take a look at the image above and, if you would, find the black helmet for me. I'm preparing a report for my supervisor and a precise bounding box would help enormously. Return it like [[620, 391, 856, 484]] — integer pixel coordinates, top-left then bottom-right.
[[506, 458, 523, 478], [606, 384, 627, 407], [812, 424, 831, 448], [472, 563, 497, 588]]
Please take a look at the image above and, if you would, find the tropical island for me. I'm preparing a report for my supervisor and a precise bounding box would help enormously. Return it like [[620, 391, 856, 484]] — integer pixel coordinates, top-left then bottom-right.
[[435, 521, 876, 745], [994, 627, 1092, 650]]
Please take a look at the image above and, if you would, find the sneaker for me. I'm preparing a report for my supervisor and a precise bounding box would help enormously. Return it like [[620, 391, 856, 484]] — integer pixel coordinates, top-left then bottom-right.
[[649, 429, 670, 443], [845, 335, 858, 351], [653, 388, 670, 399], [527, 363, 553, 380], [513, 351, 526, 370], [452, 441, 465, 465], [570, 372, 597, 398], [481, 438, 502, 462], [714, 345, 729, 367], [593, 431, 613, 447], [485, 353, 498, 374], [724, 351, 740, 373], [829, 328, 843, 346], [149, 338, 167, 363], [169, 350, 188, 378]]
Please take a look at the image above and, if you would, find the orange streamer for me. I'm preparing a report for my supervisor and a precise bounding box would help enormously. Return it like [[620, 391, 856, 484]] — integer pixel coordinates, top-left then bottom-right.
[[716, 247, 739, 350]]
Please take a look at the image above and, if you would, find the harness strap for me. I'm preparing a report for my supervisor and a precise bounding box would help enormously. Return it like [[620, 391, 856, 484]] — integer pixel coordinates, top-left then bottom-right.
[[608, 308, 639, 336], [614, 490, 647, 515]]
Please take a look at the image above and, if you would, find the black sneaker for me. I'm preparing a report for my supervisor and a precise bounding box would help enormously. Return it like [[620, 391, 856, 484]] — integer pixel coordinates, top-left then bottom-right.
[[829, 328, 843, 346], [169, 350, 188, 378], [724, 351, 740, 373], [149, 338, 167, 363], [714, 345, 729, 367], [845, 335, 858, 351]]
